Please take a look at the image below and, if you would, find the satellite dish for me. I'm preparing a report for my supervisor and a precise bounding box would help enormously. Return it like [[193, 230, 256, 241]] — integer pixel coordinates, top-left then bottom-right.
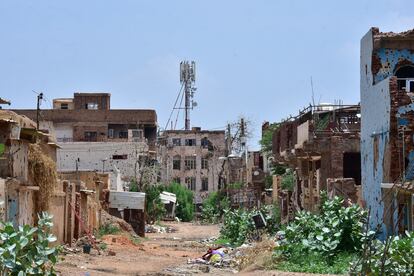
[[192, 101, 198, 107]]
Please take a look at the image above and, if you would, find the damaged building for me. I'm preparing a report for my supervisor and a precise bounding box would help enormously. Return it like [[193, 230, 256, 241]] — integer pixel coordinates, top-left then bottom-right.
[[14, 93, 157, 189], [158, 128, 226, 208], [272, 104, 361, 220], [361, 28, 414, 237]]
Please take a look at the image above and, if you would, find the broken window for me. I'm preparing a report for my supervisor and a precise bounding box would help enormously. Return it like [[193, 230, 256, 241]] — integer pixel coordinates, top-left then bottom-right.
[[184, 156, 196, 170], [113, 154, 128, 160], [343, 152, 361, 185], [84, 131, 97, 142], [185, 177, 196, 191], [185, 139, 196, 146], [172, 138, 181, 146], [396, 66, 414, 92], [173, 156, 181, 170], [60, 103, 68, 109], [201, 178, 208, 191], [201, 158, 208, 170]]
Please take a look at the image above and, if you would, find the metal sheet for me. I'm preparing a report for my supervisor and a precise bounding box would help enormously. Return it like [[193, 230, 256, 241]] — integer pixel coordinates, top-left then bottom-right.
[[109, 191, 145, 210]]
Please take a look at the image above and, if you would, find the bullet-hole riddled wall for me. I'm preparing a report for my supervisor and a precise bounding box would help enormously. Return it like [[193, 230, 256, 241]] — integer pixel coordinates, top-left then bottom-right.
[[361, 27, 414, 238]]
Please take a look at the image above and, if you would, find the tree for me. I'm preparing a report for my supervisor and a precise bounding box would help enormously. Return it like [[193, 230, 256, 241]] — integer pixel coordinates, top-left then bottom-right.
[[259, 122, 279, 155]]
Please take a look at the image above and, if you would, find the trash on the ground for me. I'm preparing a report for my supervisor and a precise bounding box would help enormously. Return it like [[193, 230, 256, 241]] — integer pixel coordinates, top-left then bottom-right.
[[145, 224, 176, 233]]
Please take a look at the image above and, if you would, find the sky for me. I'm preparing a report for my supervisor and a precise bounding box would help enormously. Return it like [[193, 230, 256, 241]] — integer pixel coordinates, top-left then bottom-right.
[[1, 0, 414, 149]]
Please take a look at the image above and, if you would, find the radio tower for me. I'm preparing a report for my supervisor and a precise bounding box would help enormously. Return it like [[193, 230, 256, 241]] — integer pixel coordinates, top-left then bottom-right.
[[180, 61, 197, 130]]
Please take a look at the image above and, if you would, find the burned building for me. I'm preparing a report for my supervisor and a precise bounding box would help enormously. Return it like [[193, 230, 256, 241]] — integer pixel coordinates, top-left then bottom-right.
[[158, 128, 226, 206], [361, 28, 414, 236], [272, 104, 361, 216], [14, 93, 158, 186]]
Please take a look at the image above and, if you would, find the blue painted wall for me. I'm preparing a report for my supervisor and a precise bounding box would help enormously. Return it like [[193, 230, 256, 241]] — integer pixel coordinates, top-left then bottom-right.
[[374, 48, 414, 84]]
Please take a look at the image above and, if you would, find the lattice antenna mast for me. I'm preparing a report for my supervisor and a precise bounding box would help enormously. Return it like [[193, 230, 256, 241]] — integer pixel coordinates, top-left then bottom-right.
[[180, 61, 197, 130]]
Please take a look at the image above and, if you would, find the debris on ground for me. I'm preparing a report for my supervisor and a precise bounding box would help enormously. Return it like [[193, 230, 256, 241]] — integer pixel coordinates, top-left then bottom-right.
[[101, 210, 137, 237], [164, 237, 277, 274], [145, 224, 176, 233]]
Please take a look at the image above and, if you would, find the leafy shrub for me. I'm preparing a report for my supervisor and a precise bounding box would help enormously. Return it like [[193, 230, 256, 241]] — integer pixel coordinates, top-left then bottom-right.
[[281, 194, 367, 257], [350, 232, 414, 275], [274, 244, 356, 274], [201, 192, 229, 224], [273, 194, 367, 274], [144, 185, 166, 224], [0, 212, 60, 275], [220, 209, 256, 246], [220, 205, 280, 246], [164, 183, 194, 222]]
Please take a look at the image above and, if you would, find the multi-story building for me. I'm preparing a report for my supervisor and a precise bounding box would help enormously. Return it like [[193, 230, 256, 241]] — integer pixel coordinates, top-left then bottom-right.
[[158, 127, 226, 206], [361, 28, 414, 237], [272, 104, 361, 219], [14, 93, 157, 189]]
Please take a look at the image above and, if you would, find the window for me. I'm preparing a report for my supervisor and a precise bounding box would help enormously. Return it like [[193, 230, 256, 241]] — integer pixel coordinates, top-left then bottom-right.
[[184, 156, 196, 170], [85, 103, 98, 110], [185, 138, 196, 146], [108, 129, 114, 138], [201, 158, 209, 170], [201, 137, 209, 148], [173, 177, 181, 184], [60, 103, 68, 110], [185, 177, 196, 191], [201, 178, 208, 191], [172, 138, 181, 146], [131, 129, 143, 139], [113, 154, 128, 160], [119, 131, 128, 139], [173, 156, 181, 170], [84, 131, 97, 142]]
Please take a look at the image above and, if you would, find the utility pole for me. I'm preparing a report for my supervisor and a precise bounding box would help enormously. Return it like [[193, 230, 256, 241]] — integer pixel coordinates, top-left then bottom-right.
[[180, 61, 196, 130], [36, 92, 43, 130], [240, 118, 248, 185]]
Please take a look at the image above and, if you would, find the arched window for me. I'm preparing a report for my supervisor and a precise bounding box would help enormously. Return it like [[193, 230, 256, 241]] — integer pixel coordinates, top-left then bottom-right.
[[395, 66, 414, 92]]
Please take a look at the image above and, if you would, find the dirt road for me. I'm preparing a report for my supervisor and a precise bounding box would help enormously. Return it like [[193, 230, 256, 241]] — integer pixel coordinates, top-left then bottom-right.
[[57, 222, 220, 275], [56, 222, 332, 276]]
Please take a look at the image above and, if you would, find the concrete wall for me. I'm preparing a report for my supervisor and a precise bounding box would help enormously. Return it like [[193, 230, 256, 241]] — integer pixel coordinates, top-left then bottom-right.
[[55, 123, 73, 141], [57, 141, 148, 182], [360, 28, 391, 237]]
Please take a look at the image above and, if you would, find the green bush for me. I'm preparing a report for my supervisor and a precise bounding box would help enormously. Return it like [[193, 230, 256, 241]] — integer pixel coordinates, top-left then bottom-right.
[[280, 170, 294, 191], [273, 194, 368, 274], [0, 212, 60, 275], [144, 185, 166, 224], [274, 244, 356, 275], [164, 183, 194, 222], [220, 205, 280, 246], [201, 192, 229, 224], [350, 232, 414, 275], [280, 194, 367, 257]]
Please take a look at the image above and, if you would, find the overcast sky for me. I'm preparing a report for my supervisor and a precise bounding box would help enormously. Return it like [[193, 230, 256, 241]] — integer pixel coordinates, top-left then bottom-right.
[[1, 0, 414, 149]]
